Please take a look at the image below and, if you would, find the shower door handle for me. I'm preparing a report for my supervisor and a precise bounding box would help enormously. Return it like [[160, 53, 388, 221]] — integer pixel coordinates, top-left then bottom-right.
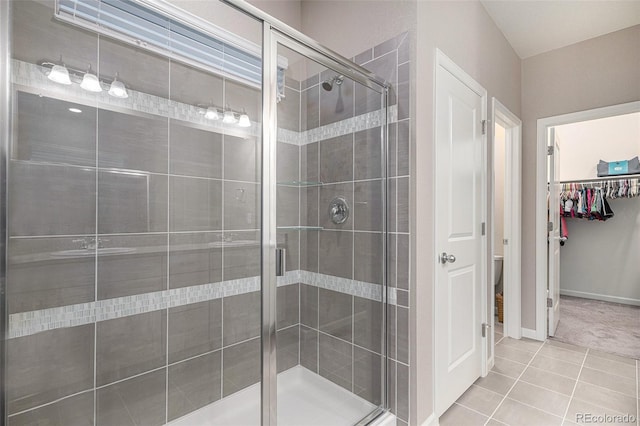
[[276, 248, 286, 277]]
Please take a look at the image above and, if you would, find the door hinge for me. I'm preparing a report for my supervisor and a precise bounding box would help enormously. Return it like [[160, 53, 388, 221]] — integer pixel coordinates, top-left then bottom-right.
[[481, 323, 491, 338], [547, 297, 553, 308], [548, 221, 553, 232], [481, 120, 487, 135], [503, 238, 509, 245], [547, 146, 554, 155], [481, 222, 486, 236]]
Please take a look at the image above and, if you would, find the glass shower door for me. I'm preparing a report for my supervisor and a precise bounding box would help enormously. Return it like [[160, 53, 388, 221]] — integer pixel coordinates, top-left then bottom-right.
[[270, 35, 388, 425]]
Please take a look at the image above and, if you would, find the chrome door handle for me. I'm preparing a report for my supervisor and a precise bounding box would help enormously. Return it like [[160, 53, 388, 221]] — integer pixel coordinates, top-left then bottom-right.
[[276, 248, 286, 277], [440, 252, 456, 264]]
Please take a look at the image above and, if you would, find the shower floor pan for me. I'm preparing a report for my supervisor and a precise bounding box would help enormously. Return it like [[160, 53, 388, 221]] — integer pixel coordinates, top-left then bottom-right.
[[168, 365, 380, 426]]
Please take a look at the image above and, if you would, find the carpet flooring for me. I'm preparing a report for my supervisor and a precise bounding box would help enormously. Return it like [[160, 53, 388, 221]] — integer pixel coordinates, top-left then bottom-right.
[[552, 295, 640, 359]]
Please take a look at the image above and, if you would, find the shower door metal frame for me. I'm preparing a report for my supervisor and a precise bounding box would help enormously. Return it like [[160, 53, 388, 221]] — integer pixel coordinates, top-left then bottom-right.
[[259, 18, 391, 426], [0, 0, 9, 422]]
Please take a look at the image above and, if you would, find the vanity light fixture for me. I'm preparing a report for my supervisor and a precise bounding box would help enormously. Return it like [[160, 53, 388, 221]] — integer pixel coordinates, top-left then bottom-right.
[[205, 107, 220, 120], [108, 74, 128, 99], [238, 111, 251, 128], [48, 63, 72, 85], [80, 66, 102, 92], [222, 109, 237, 124], [68, 107, 82, 113]]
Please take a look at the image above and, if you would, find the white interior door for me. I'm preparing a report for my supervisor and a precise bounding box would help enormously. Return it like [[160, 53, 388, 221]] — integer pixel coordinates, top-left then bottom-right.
[[435, 60, 485, 416], [547, 129, 561, 336]]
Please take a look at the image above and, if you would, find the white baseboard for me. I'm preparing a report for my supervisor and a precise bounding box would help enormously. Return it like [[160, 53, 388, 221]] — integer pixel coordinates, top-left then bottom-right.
[[421, 413, 439, 426], [560, 289, 640, 306], [521, 327, 543, 341]]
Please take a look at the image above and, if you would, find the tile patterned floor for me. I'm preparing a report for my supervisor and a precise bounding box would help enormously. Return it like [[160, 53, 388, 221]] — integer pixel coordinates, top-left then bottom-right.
[[440, 326, 640, 426]]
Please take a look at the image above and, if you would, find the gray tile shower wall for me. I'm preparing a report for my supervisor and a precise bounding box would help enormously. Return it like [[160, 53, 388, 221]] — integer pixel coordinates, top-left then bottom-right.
[[298, 32, 411, 422], [6, 2, 297, 423]]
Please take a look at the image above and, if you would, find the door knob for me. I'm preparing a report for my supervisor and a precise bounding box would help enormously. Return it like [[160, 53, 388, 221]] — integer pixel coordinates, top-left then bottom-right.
[[440, 252, 456, 264]]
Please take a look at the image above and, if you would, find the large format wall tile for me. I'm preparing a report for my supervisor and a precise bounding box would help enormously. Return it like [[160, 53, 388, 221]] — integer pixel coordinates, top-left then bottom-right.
[[300, 284, 318, 328], [223, 338, 260, 397], [354, 127, 383, 180], [98, 170, 168, 234], [11, 0, 97, 69], [168, 351, 222, 422], [169, 61, 224, 108], [8, 237, 95, 314], [277, 230, 300, 273], [354, 297, 383, 353], [225, 80, 261, 126], [277, 142, 299, 184], [277, 326, 299, 373], [354, 347, 382, 405], [354, 180, 384, 232], [98, 110, 168, 173], [223, 181, 259, 230], [301, 85, 319, 131], [169, 176, 222, 232], [319, 333, 352, 392], [223, 230, 259, 280], [169, 232, 223, 289], [168, 299, 222, 363], [276, 186, 300, 227], [99, 37, 170, 99], [319, 288, 352, 342], [224, 135, 260, 183], [354, 232, 384, 285], [319, 230, 353, 279], [97, 234, 167, 300], [319, 69, 354, 126], [8, 391, 94, 426], [96, 311, 167, 386], [278, 86, 300, 132], [277, 284, 300, 329], [169, 121, 223, 179], [7, 325, 94, 414], [96, 370, 166, 426], [9, 162, 96, 236], [300, 325, 318, 373], [223, 291, 260, 346], [319, 135, 353, 183], [16, 92, 96, 167]]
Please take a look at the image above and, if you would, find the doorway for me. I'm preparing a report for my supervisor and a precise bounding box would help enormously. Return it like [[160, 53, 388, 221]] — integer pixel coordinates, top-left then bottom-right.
[[535, 101, 640, 351], [490, 99, 522, 353]]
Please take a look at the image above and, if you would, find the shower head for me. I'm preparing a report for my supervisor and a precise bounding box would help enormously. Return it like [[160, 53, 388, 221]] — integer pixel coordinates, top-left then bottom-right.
[[322, 75, 344, 91]]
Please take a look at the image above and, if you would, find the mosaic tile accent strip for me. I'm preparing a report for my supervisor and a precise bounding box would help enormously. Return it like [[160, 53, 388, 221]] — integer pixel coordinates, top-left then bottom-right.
[[8, 269, 392, 339]]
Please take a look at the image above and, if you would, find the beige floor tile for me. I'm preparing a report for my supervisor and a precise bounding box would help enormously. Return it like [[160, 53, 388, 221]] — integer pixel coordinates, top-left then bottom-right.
[[474, 372, 516, 396], [545, 339, 588, 354], [492, 398, 563, 426], [562, 420, 580, 426], [456, 384, 504, 416], [520, 366, 576, 396], [572, 381, 637, 416], [589, 349, 637, 366], [492, 356, 527, 379], [579, 367, 636, 397], [507, 381, 570, 417], [530, 354, 583, 380], [565, 398, 631, 425], [495, 344, 536, 364], [499, 337, 544, 353], [583, 354, 637, 379], [537, 345, 586, 365], [439, 403, 488, 426], [486, 419, 508, 426]]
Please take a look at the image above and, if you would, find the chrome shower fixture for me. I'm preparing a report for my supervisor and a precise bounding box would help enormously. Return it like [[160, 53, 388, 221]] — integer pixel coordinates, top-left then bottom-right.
[[322, 75, 344, 91]]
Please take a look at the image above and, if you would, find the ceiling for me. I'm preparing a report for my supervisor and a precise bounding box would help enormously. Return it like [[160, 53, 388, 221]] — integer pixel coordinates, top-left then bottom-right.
[[480, 1, 640, 58]]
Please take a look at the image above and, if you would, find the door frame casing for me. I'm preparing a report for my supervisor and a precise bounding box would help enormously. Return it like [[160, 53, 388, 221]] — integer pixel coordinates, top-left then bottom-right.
[[490, 98, 522, 350], [533, 100, 640, 341], [433, 48, 488, 416]]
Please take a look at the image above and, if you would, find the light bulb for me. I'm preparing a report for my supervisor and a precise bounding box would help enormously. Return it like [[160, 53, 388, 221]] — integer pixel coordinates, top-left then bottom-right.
[[108, 77, 128, 99], [238, 113, 251, 128], [48, 64, 72, 85], [80, 71, 102, 92], [223, 110, 237, 124], [205, 107, 219, 120]]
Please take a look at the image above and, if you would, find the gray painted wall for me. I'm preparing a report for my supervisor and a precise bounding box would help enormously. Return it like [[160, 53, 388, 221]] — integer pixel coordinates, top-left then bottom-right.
[[521, 24, 640, 330]]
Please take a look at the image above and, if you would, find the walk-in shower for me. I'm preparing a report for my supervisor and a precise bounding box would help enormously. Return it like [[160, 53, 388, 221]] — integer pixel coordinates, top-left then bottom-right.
[[0, 0, 391, 424]]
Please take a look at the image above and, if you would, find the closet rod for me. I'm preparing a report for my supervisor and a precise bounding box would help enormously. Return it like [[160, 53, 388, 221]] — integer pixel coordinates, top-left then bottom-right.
[[558, 174, 640, 184]]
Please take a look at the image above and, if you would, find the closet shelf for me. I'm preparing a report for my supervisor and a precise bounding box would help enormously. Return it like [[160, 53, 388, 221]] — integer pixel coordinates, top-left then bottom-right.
[[559, 174, 640, 184]]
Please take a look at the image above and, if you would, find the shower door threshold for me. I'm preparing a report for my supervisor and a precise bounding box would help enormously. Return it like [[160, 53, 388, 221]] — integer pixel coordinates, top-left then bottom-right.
[[167, 365, 379, 426]]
